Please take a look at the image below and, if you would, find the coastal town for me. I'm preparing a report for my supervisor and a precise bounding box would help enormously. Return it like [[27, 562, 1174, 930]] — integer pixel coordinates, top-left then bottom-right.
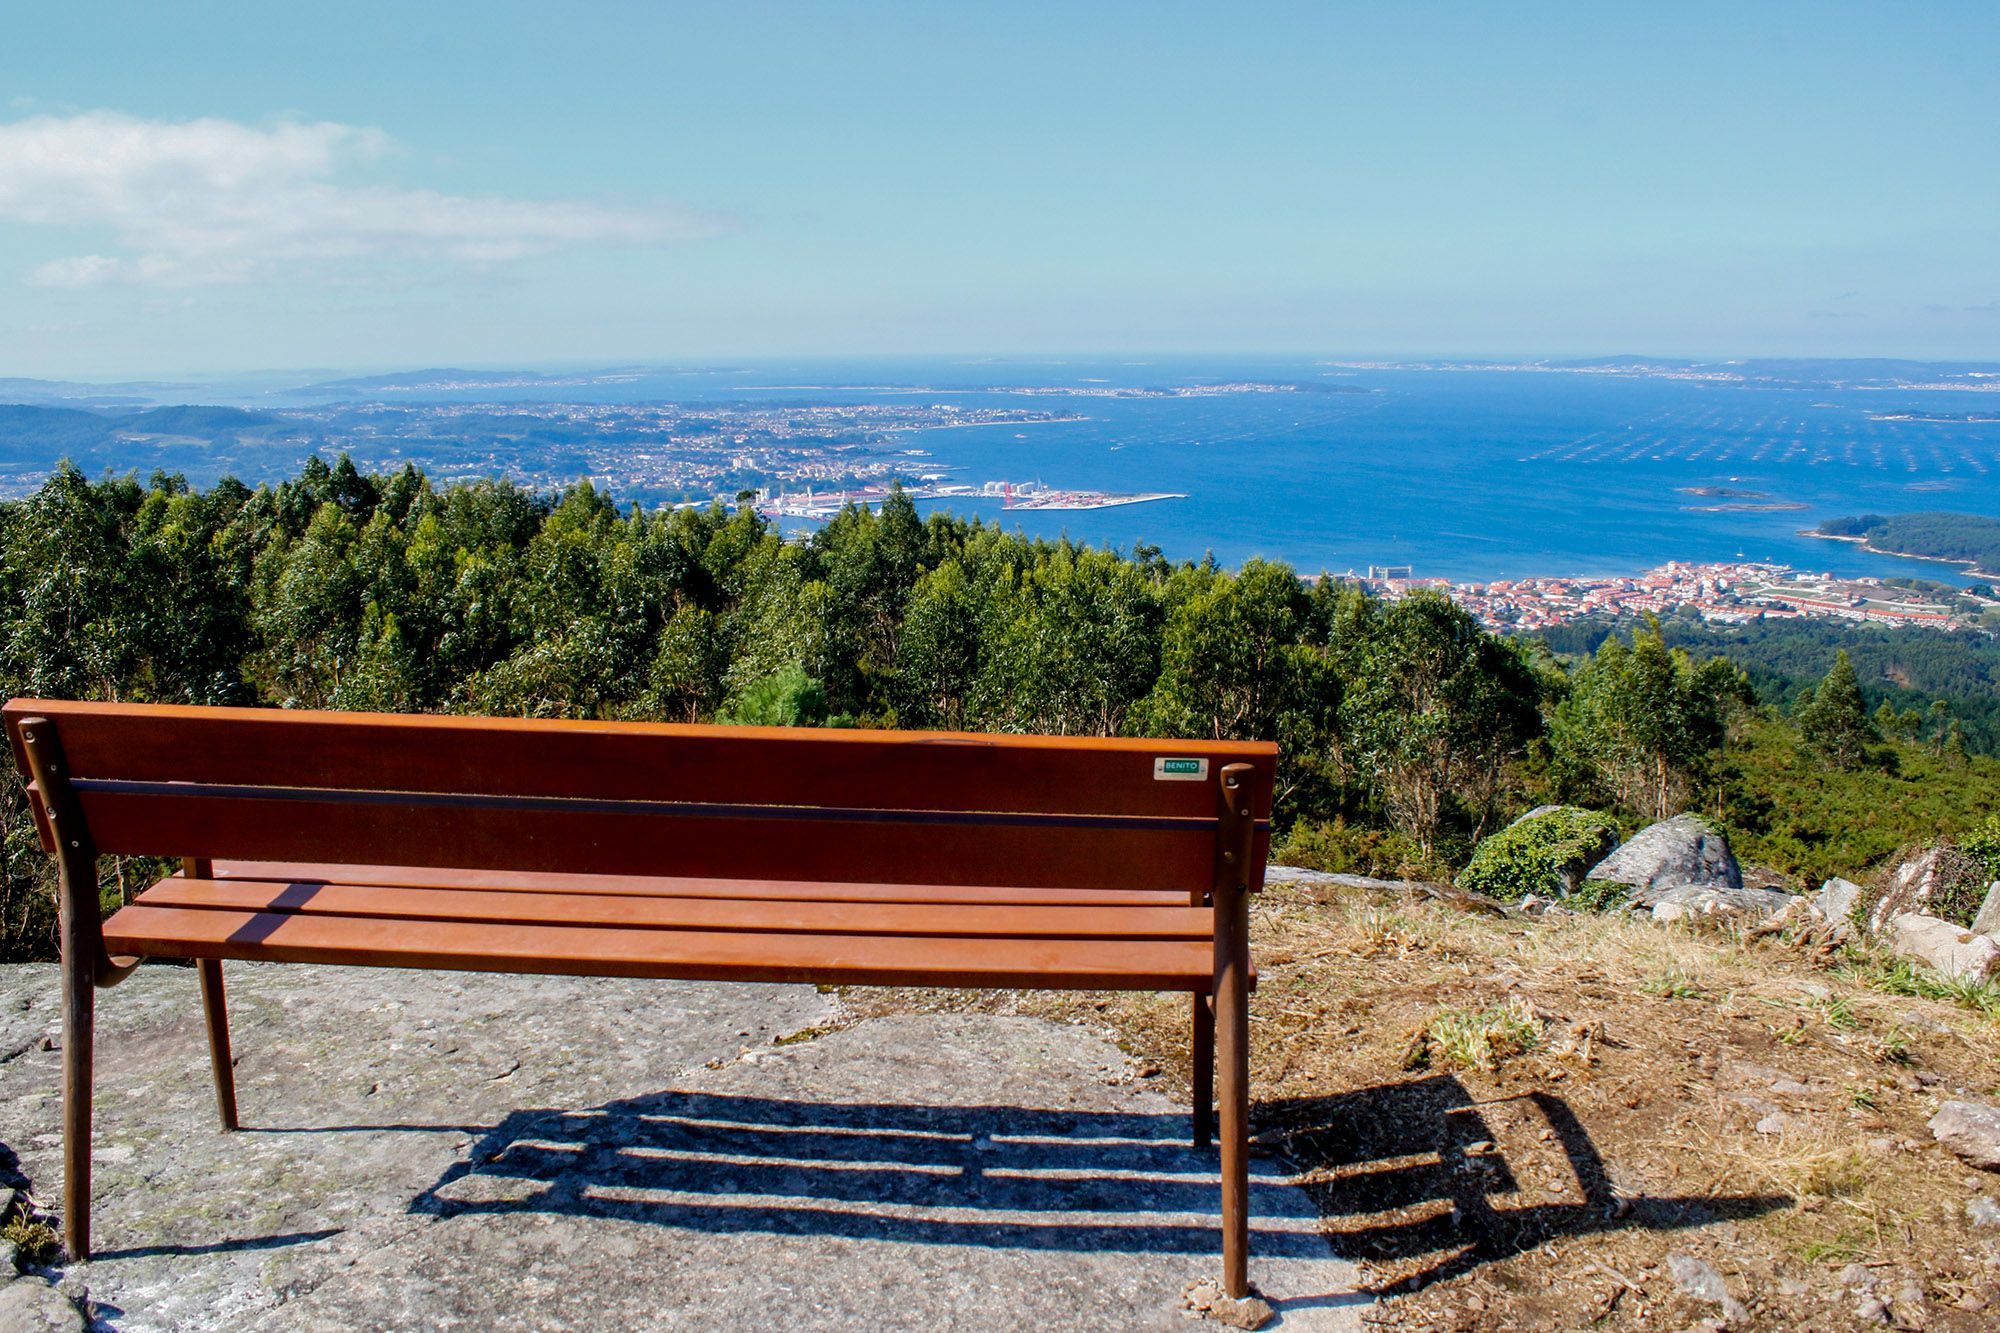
[[1361, 560, 2000, 633], [755, 477, 1183, 520]]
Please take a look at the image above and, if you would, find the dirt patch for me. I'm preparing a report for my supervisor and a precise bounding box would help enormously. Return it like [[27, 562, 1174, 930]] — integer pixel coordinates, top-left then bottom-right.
[[844, 876, 2000, 1330]]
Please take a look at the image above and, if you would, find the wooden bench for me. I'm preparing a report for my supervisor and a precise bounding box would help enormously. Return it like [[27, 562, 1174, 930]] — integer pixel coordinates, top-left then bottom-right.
[[5, 699, 1274, 1295]]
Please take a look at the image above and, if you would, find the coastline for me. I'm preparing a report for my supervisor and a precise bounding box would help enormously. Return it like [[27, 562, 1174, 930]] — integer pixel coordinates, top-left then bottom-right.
[[1799, 529, 2000, 581]]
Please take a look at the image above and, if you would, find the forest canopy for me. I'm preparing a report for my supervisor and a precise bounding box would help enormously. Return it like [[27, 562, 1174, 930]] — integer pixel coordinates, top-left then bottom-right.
[[1, 458, 1996, 959]]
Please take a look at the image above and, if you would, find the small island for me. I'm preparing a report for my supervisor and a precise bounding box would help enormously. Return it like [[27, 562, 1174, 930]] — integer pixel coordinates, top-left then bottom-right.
[[1677, 484, 1809, 513]]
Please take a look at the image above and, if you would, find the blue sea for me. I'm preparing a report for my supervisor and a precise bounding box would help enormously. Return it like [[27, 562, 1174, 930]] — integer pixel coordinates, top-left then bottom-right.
[[268, 357, 2000, 584]]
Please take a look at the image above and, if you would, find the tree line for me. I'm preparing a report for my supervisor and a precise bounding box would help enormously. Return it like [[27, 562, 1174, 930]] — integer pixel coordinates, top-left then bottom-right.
[[0, 458, 1991, 958]]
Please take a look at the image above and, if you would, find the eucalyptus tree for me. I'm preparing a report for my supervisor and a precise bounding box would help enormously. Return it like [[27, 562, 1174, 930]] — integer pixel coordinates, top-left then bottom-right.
[[893, 558, 983, 730], [1553, 625, 1746, 819], [1341, 591, 1541, 858], [969, 543, 1162, 736]]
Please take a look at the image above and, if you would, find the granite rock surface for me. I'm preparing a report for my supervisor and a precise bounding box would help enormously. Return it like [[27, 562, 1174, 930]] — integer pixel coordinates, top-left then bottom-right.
[[0, 963, 1362, 1331], [1585, 814, 1742, 899]]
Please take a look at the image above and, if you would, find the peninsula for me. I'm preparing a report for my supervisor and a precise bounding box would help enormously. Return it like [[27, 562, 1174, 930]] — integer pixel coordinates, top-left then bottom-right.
[[1808, 513, 2000, 580]]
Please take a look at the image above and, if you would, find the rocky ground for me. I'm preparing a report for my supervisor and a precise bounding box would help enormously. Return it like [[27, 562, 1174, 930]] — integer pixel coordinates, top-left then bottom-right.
[[3, 816, 1997, 1331], [865, 865, 2000, 1331], [0, 963, 1360, 1332]]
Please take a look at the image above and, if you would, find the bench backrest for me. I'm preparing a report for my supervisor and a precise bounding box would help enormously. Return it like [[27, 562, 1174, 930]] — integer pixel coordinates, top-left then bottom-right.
[[5, 700, 1274, 896]]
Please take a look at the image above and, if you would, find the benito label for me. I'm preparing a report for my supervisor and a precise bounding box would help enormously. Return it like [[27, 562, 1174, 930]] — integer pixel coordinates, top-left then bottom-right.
[[1152, 757, 1209, 781]]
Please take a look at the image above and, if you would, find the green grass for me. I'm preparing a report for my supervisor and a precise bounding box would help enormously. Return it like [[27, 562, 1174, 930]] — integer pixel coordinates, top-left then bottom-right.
[[1403, 996, 1545, 1073], [1866, 1025, 1914, 1065], [1641, 970, 1706, 1000], [1796, 1234, 1867, 1265], [1840, 952, 2000, 1021]]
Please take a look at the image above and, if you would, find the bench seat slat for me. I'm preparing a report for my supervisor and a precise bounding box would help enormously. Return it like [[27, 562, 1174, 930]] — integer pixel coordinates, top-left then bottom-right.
[[209, 862, 1193, 907], [100, 905, 1217, 991], [143, 877, 1216, 940]]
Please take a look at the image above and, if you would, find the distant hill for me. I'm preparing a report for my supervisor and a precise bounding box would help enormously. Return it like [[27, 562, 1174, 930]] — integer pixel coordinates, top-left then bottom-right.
[[0, 403, 117, 456], [292, 368, 546, 397], [1815, 512, 2000, 575], [1546, 355, 1706, 370], [1526, 356, 2000, 387], [124, 405, 277, 434], [0, 377, 178, 408], [0, 401, 302, 482], [1732, 357, 2000, 384]]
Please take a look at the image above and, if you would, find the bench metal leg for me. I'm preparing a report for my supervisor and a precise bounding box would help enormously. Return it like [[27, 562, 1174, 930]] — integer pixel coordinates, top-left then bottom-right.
[[60, 924, 94, 1262], [1215, 916, 1251, 1297], [1191, 992, 1214, 1148], [1211, 763, 1258, 1299], [199, 960, 239, 1132]]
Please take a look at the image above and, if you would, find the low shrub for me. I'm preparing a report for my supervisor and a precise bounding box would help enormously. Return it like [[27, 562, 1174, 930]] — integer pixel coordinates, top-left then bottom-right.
[[1455, 807, 1619, 903], [1, 1215, 58, 1266], [1567, 876, 1634, 913], [1271, 819, 1431, 880], [1962, 813, 2000, 882]]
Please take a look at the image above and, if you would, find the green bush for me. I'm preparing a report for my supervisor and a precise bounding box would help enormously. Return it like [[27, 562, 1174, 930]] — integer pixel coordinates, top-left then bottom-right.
[[1963, 814, 2000, 882], [1921, 843, 1993, 928], [1271, 818, 1430, 880], [718, 668, 839, 727], [1567, 875, 1635, 913], [1456, 806, 1619, 903]]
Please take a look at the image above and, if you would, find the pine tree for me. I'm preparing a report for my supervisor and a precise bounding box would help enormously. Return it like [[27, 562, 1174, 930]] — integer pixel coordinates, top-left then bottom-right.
[[1929, 699, 1954, 755], [1797, 650, 1877, 770]]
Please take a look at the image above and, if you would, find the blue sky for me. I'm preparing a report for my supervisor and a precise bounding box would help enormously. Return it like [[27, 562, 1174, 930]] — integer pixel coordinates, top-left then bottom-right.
[[3, 2, 1996, 376]]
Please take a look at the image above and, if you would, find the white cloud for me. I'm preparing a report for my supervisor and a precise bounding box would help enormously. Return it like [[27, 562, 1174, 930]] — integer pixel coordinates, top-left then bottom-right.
[[0, 111, 717, 288], [27, 254, 125, 288]]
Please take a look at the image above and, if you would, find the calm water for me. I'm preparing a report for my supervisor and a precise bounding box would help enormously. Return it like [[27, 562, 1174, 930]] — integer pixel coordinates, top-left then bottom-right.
[[272, 358, 2000, 583]]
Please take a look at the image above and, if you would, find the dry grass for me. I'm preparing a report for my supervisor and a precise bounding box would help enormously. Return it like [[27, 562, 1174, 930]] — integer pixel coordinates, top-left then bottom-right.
[[845, 873, 2000, 1329]]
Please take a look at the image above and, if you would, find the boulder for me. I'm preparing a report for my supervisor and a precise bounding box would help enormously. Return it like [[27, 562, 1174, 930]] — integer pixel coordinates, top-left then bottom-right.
[[0, 1277, 86, 1333], [1870, 846, 1978, 934], [1929, 1100, 2000, 1172], [1973, 882, 2000, 938], [1886, 913, 2000, 984], [1585, 814, 1741, 903], [1816, 877, 1865, 925], [1651, 885, 1795, 925]]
